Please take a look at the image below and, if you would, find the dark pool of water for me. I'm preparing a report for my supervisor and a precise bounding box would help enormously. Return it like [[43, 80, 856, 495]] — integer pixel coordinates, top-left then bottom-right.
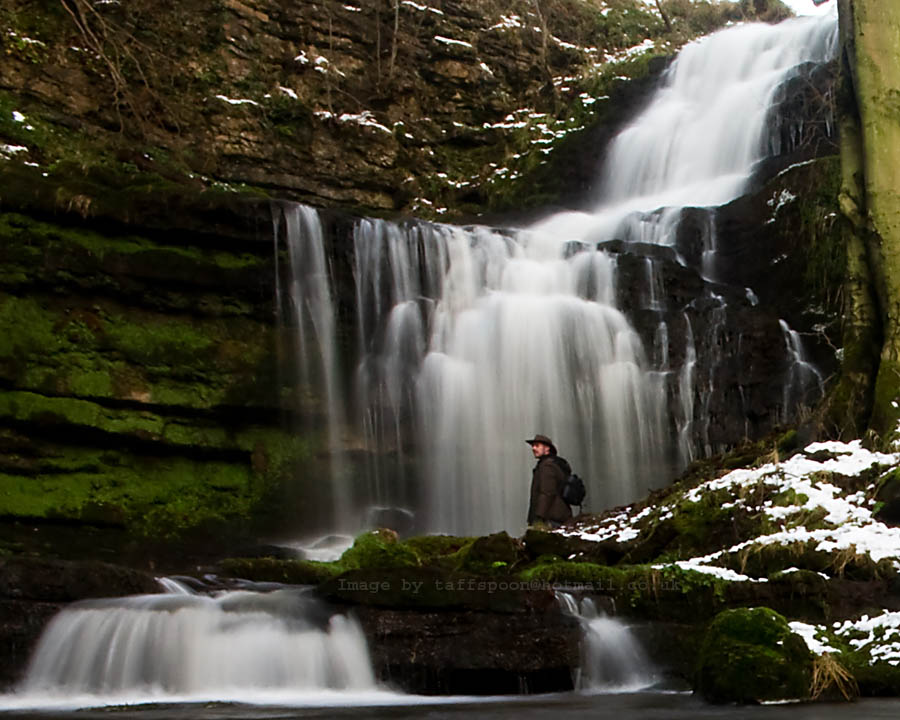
[[2, 692, 897, 720]]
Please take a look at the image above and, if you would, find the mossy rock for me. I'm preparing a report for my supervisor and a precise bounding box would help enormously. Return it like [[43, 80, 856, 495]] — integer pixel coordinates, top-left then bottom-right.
[[874, 467, 900, 526], [695, 607, 813, 704], [454, 531, 525, 574], [400, 534, 473, 568], [520, 558, 627, 587], [339, 529, 421, 570], [216, 557, 342, 585], [719, 540, 893, 582], [845, 654, 900, 696], [0, 556, 159, 602], [523, 528, 621, 564], [317, 567, 557, 613]]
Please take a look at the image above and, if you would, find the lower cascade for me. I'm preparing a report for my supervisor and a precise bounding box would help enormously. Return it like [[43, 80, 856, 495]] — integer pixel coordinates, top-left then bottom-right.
[[11, 583, 381, 705], [559, 594, 657, 692]]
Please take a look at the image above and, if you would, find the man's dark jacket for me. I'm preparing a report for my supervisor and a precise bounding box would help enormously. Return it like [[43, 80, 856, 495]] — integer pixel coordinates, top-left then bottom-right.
[[527, 455, 572, 524]]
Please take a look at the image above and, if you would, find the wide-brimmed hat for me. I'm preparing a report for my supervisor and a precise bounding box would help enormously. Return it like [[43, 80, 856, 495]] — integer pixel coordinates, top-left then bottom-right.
[[525, 434, 557, 455]]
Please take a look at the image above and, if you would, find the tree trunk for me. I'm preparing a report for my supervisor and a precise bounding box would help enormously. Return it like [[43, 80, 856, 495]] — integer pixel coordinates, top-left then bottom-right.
[[838, 0, 900, 442], [823, 0, 880, 438], [655, 0, 672, 32]]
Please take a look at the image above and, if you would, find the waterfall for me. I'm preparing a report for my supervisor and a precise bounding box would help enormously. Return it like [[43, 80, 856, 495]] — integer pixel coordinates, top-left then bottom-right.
[[276, 203, 351, 531], [558, 595, 657, 692], [352, 219, 668, 535], [605, 12, 836, 218], [779, 319, 825, 420], [277, 11, 838, 537], [8, 584, 383, 707]]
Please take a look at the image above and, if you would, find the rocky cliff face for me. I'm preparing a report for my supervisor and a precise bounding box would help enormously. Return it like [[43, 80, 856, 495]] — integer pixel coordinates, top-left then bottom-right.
[[1, 0, 786, 218]]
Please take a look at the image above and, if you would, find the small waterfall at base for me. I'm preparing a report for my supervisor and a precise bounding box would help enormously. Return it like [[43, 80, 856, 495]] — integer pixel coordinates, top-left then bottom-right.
[[9, 584, 385, 708], [559, 594, 657, 692]]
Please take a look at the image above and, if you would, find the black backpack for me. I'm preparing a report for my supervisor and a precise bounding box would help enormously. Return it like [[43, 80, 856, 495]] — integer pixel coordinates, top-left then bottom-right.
[[553, 456, 586, 507]]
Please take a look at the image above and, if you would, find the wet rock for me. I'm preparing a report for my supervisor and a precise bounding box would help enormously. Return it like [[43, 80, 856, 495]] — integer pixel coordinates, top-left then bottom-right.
[[0, 599, 60, 689], [0, 557, 159, 603], [695, 607, 813, 704], [319, 567, 558, 614], [216, 557, 341, 585], [356, 604, 579, 694], [455, 531, 526, 574], [0, 557, 159, 690]]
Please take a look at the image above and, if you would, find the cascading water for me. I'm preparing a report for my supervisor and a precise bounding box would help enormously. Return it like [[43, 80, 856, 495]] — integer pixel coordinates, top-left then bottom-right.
[[276, 203, 351, 532], [6, 582, 385, 708], [558, 594, 656, 692], [779, 319, 826, 420], [279, 11, 838, 537], [353, 219, 668, 535]]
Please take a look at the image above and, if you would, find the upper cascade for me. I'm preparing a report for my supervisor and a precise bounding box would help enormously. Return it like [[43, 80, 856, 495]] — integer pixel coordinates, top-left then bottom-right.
[[532, 9, 839, 246]]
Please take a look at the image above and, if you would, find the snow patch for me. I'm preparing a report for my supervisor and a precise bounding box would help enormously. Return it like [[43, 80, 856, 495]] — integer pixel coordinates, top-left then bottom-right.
[[790, 621, 839, 655], [401, 1, 444, 15], [434, 36, 473, 49], [215, 95, 259, 106]]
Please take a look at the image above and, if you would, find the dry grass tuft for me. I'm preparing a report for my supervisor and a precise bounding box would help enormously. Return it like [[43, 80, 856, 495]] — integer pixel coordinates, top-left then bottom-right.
[[810, 653, 858, 701]]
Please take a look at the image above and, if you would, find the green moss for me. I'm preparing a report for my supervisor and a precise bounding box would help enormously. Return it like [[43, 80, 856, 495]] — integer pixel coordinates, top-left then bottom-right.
[[871, 358, 900, 443], [777, 429, 800, 454], [339, 529, 422, 570], [668, 489, 741, 556], [0, 288, 277, 411], [0, 212, 263, 272], [0, 449, 259, 537], [454, 531, 525, 575], [217, 557, 342, 585], [520, 559, 624, 585], [400, 534, 474, 568], [695, 607, 813, 703], [0, 390, 163, 437]]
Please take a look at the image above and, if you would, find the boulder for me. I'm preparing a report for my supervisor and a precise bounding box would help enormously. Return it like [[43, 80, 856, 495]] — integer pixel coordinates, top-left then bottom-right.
[[695, 607, 813, 703]]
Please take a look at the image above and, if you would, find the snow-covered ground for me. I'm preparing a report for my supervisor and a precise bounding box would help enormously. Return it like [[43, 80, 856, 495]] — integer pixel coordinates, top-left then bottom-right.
[[561, 440, 900, 580], [559, 437, 900, 670]]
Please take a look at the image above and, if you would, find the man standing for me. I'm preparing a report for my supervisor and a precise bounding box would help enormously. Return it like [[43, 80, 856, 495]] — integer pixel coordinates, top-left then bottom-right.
[[526, 434, 572, 528]]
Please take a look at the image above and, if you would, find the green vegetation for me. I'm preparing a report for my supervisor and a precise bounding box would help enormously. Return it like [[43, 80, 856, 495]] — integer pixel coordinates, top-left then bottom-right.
[[696, 607, 813, 703], [0, 206, 307, 540]]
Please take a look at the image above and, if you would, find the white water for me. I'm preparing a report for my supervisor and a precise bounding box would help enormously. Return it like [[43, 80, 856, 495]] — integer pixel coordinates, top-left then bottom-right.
[[558, 595, 657, 692], [779, 319, 825, 420], [5, 586, 382, 708], [353, 220, 668, 535], [276, 13, 838, 538], [535, 10, 839, 246], [277, 204, 351, 531]]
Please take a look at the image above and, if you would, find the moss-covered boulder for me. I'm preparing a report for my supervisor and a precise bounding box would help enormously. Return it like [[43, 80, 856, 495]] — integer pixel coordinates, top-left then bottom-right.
[[215, 557, 342, 586], [695, 607, 813, 704], [339, 529, 421, 570], [455, 531, 526, 575], [400, 534, 473, 568]]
